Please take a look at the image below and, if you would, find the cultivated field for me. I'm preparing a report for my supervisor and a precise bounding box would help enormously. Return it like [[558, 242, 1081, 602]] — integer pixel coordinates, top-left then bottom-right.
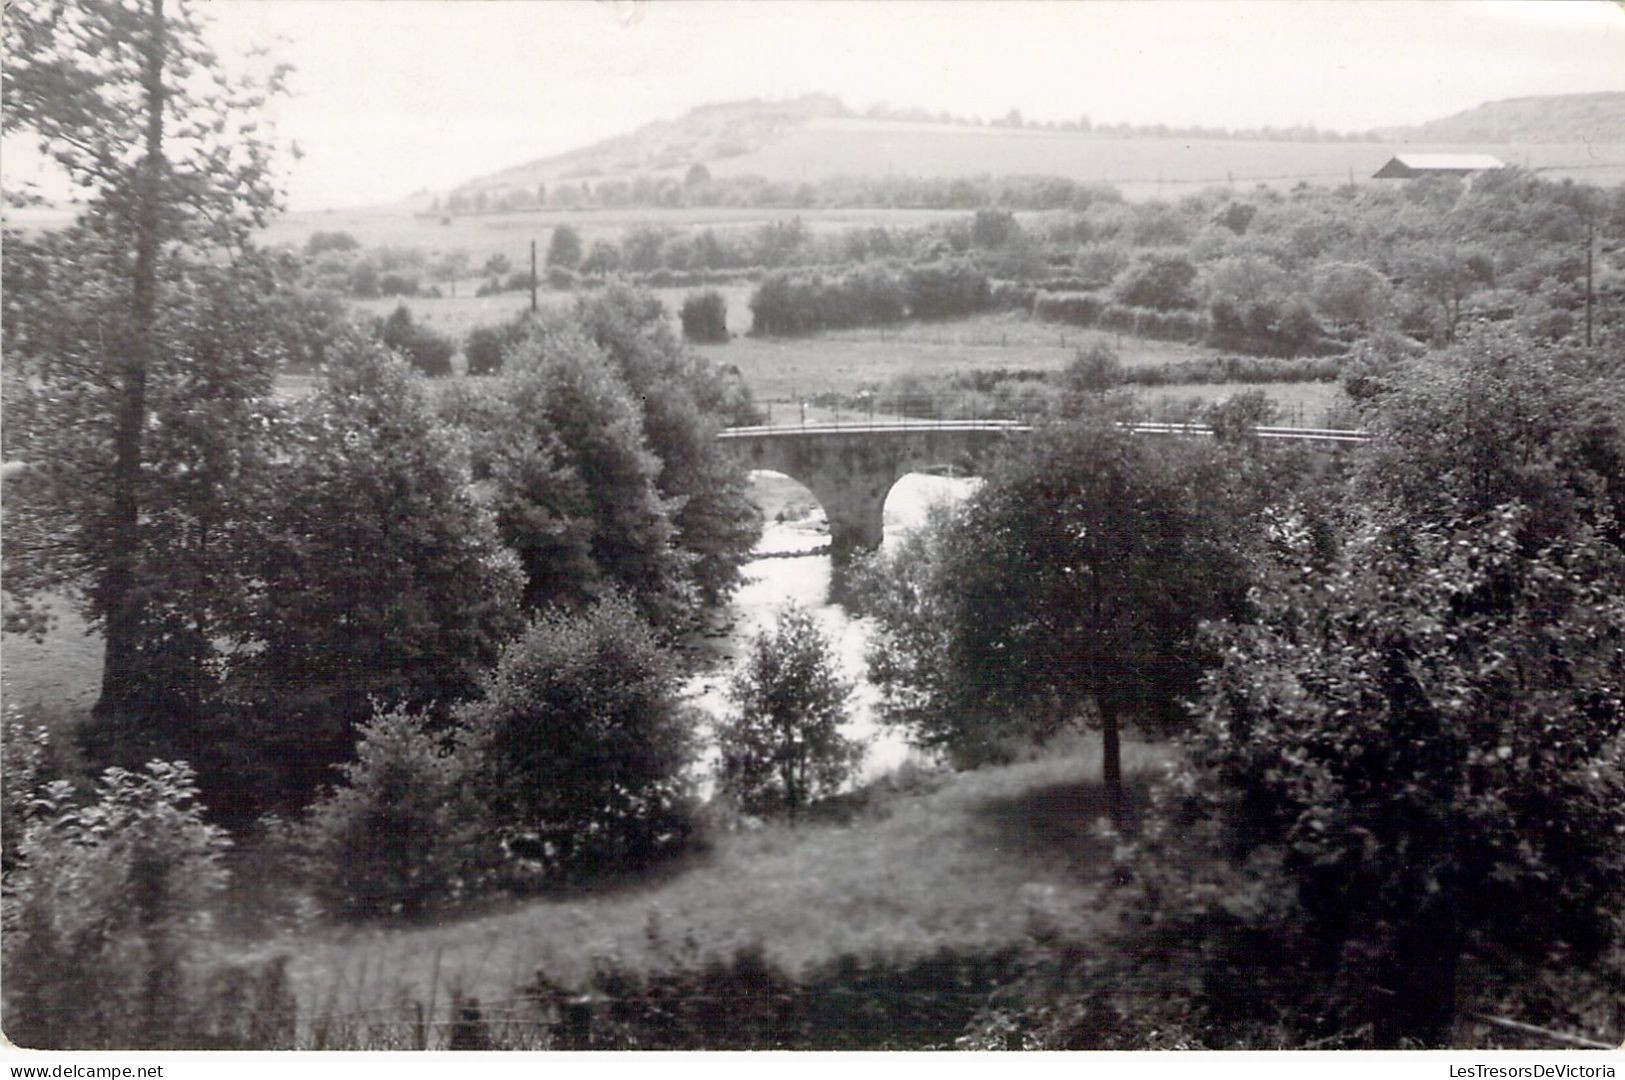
[[708, 117, 1625, 196]]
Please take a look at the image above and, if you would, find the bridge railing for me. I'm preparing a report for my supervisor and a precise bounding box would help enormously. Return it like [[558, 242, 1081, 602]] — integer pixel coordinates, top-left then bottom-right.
[[737, 395, 1368, 445], [751, 393, 1362, 433]]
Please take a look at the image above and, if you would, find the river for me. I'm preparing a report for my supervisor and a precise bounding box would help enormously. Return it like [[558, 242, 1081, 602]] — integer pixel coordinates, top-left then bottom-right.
[[683, 471, 980, 789]]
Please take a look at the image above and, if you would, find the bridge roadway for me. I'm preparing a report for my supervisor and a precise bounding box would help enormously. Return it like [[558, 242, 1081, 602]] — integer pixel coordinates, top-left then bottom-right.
[[716, 419, 1369, 554]]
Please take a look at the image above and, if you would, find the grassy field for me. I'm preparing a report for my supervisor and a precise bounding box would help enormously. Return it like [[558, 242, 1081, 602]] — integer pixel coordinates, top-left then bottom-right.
[[261, 204, 975, 275], [230, 735, 1168, 1020], [349, 281, 759, 343], [708, 117, 1625, 195], [1, 598, 102, 721]]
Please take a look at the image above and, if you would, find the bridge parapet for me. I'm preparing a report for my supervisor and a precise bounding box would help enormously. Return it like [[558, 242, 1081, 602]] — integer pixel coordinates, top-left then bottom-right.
[[717, 420, 1368, 555]]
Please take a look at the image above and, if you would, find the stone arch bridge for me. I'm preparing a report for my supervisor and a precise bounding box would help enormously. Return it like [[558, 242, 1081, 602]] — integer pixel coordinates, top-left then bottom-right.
[[716, 420, 1367, 555]]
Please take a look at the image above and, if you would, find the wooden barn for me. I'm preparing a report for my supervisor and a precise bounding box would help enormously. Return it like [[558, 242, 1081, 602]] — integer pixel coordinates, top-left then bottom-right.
[[1373, 153, 1507, 179]]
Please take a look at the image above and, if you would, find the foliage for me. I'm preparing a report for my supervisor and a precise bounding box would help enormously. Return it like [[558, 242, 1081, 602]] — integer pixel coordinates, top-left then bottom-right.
[[717, 604, 861, 820], [3, 0, 287, 725], [3, 234, 288, 749], [458, 597, 697, 874], [575, 286, 761, 603], [679, 289, 729, 343], [302, 705, 492, 920], [546, 225, 583, 270], [1111, 253, 1199, 310], [376, 303, 455, 377], [2, 761, 232, 1048], [1157, 503, 1625, 1046], [861, 418, 1253, 810], [227, 338, 524, 813], [463, 313, 534, 377]]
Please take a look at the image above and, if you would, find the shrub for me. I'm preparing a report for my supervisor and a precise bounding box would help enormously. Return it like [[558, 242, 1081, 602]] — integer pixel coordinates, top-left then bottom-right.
[[464, 316, 533, 377], [1034, 290, 1105, 327], [302, 705, 490, 920], [376, 304, 455, 377], [717, 603, 861, 821], [679, 289, 729, 342], [1110, 254, 1199, 310], [459, 597, 698, 874], [905, 262, 993, 320], [3, 761, 231, 1048]]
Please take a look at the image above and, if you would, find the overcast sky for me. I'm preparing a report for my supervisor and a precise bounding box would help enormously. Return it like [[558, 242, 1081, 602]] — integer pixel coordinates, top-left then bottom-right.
[[7, 1, 1624, 210]]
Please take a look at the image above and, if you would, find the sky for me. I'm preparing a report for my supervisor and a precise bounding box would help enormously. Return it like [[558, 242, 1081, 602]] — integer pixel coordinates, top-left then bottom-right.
[[6, 0, 1624, 210]]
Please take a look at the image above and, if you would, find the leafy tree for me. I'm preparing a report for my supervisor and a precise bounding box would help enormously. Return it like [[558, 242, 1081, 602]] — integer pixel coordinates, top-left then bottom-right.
[[1310, 260, 1393, 330], [576, 287, 760, 604], [1111, 254, 1199, 310], [482, 252, 512, 278], [864, 419, 1252, 816], [3, 0, 287, 726], [546, 225, 583, 270], [718, 604, 860, 821], [680, 289, 729, 343], [376, 304, 455, 377], [302, 705, 491, 920], [1172, 502, 1625, 1046], [228, 338, 524, 811], [580, 240, 622, 276], [305, 230, 359, 256], [459, 596, 697, 872], [460, 321, 695, 629], [684, 162, 713, 186], [3, 236, 287, 752]]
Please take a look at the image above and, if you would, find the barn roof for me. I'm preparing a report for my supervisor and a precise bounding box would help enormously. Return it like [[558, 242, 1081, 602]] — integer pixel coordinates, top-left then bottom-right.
[[1374, 153, 1507, 178]]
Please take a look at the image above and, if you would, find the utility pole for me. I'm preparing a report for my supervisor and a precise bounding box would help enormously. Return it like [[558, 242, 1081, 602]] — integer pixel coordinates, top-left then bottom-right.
[[530, 239, 538, 314], [1584, 208, 1595, 349]]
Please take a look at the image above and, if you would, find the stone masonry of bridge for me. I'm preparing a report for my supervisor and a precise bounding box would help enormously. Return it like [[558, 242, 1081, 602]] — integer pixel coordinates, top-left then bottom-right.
[[716, 420, 1368, 556], [716, 422, 1028, 555]]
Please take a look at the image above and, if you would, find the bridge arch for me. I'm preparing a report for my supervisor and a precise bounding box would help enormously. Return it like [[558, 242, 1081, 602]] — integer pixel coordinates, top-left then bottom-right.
[[717, 422, 1026, 556]]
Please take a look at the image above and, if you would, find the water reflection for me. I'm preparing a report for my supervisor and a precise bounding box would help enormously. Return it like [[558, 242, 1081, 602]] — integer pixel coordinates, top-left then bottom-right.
[[685, 473, 980, 789]]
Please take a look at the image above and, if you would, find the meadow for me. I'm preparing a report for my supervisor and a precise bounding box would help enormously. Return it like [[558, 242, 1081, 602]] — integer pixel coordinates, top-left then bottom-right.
[[227, 734, 1169, 1032], [718, 118, 1625, 192]]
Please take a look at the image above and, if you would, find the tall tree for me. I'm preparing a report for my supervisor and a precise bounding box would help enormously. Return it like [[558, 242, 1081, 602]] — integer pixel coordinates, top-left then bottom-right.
[[3, 0, 287, 727]]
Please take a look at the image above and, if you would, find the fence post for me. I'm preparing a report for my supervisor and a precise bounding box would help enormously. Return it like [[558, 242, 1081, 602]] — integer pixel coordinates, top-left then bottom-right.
[[556, 997, 593, 1050]]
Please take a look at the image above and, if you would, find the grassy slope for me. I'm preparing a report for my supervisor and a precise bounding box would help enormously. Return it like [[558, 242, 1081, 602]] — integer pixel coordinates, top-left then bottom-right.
[[1, 600, 103, 721], [241, 738, 1169, 1015]]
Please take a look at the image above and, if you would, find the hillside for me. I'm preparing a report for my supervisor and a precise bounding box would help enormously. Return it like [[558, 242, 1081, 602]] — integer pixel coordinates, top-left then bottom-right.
[[457, 93, 849, 195], [1377, 91, 1625, 144], [449, 92, 1625, 204]]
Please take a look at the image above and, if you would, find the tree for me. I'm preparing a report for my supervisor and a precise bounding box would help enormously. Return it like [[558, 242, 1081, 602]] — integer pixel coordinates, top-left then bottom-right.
[[453, 321, 695, 630], [302, 705, 490, 920], [1310, 260, 1393, 331], [863, 419, 1252, 817], [228, 338, 524, 811], [718, 605, 860, 821], [376, 304, 455, 377], [684, 162, 712, 187], [3, 0, 288, 727], [546, 225, 582, 270], [575, 287, 760, 604], [680, 289, 729, 343], [1111, 254, 1199, 310], [458, 596, 697, 871], [1174, 503, 1625, 1045]]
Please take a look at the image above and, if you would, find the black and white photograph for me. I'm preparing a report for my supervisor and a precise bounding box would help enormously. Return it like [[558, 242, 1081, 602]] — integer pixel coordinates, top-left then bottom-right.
[[2, 0, 1623, 1060]]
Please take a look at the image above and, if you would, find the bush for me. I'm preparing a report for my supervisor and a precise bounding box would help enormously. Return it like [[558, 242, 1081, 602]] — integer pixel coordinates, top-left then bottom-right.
[[1034, 290, 1105, 327], [1110, 253, 1198, 310], [464, 316, 533, 377], [376, 304, 455, 377], [904, 261, 993, 320], [679, 289, 729, 343], [459, 597, 697, 874], [3, 761, 231, 1048], [302, 705, 490, 920], [717, 604, 860, 820]]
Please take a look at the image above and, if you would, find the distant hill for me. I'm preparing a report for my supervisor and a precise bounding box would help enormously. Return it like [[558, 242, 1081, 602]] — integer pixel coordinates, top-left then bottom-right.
[[458, 94, 850, 195], [1375, 92, 1625, 144], [447, 91, 1625, 205]]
